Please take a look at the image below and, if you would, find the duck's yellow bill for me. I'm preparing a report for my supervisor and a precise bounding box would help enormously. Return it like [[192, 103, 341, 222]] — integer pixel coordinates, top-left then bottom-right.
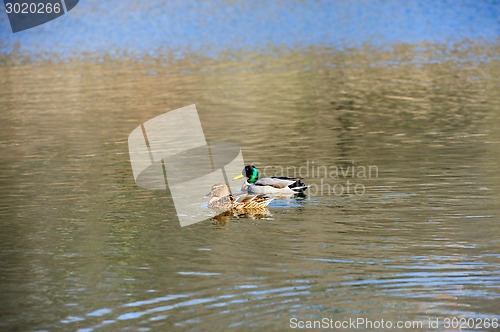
[[233, 174, 244, 180]]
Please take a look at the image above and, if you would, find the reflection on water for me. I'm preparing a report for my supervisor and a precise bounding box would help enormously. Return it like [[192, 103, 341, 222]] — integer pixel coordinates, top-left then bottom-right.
[[0, 46, 499, 330]]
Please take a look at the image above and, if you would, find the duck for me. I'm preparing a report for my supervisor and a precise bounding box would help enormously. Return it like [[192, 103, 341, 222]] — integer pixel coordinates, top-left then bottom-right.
[[233, 165, 308, 197], [205, 183, 274, 216]]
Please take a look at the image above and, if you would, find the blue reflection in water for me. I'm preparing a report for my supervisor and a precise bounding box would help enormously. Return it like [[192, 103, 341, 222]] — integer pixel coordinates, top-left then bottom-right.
[[0, 0, 498, 58], [65, 284, 313, 330]]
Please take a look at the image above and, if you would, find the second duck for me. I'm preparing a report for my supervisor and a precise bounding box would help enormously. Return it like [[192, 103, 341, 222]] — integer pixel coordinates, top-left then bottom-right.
[[233, 165, 308, 197]]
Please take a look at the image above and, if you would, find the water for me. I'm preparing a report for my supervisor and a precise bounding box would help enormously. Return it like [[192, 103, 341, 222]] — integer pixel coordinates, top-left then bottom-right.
[[1, 1, 498, 58], [1, 48, 499, 331]]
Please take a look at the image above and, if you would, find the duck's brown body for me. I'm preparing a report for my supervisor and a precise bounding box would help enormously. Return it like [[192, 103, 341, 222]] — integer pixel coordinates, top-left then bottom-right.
[[207, 183, 273, 215]]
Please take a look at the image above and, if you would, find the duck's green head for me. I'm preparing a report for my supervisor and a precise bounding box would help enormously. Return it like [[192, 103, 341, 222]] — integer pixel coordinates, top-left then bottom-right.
[[233, 165, 259, 184]]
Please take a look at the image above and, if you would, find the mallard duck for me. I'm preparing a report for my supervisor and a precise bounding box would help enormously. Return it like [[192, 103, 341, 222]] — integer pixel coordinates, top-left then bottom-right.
[[233, 165, 308, 197], [205, 183, 273, 215]]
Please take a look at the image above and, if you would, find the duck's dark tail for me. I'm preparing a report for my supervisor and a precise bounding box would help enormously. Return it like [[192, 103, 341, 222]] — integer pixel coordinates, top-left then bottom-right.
[[275, 177, 308, 196]]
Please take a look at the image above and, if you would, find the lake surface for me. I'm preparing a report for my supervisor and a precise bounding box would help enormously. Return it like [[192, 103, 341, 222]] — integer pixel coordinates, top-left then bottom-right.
[[0, 47, 499, 331]]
